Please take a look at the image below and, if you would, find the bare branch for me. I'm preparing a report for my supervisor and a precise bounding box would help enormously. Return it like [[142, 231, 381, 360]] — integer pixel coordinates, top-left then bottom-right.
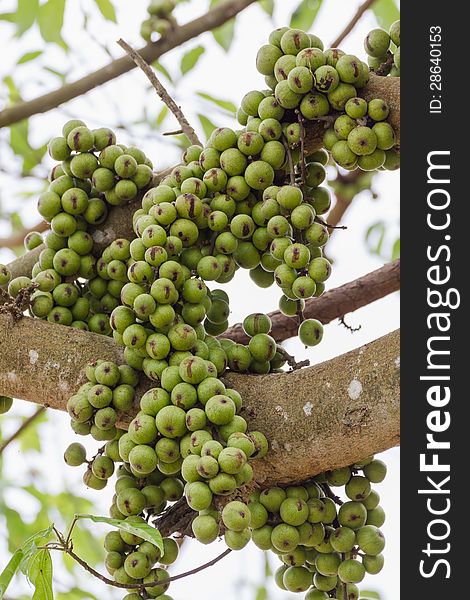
[[330, 0, 377, 48], [0, 406, 47, 454], [117, 39, 201, 146], [48, 540, 231, 591], [0, 294, 400, 486], [225, 259, 400, 344], [0, 0, 258, 128]]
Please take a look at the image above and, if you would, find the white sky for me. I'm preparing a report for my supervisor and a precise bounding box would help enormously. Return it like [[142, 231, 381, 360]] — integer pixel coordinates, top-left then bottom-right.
[[0, 1, 400, 598]]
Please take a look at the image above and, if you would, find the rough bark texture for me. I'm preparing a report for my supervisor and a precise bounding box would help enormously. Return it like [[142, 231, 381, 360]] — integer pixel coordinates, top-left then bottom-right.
[[226, 329, 400, 486], [0, 307, 399, 485], [226, 259, 400, 343]]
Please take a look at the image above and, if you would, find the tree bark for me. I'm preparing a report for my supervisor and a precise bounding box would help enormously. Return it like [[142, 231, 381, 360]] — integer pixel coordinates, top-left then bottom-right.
[[226, 329, 400, 486], [0, 304, 399, 485]]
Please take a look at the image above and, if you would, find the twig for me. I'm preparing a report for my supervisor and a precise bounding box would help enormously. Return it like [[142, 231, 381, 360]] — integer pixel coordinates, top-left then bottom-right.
[[317, 220, 347, 231], [117, 39, 201, 146], [277, 347, 310, 371], [0, 0, 258, 128], [0, 406, 47, 454], [339, 316, 362, 333], [296, 301, 305, 327], [327, 170, 364, 234], [330, 0, 377, 47], [163, 129, 184, 137], [321, 482, 344, 507], [327, 194, 351, 234], [166, 548, 232, 583], [50, 543, 231, 590], [65, 515, 79, 548]]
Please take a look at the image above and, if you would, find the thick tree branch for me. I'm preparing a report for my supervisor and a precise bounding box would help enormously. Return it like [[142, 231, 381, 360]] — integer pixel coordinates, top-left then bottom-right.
[[1, 245, 400, 493], [225, 259, 400, 344], [117, 39, 201, 146], [0, 287, 399, 486], [0, 0, 258, 128]]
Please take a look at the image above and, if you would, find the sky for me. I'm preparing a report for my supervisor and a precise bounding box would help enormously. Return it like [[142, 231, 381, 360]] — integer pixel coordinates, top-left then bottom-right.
[[0, 1, 400, 598]]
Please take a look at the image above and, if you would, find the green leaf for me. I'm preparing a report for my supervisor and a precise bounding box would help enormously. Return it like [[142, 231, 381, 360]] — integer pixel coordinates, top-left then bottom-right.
[[3, 506, 28, 551], [10, 120, 47, 175], [197, 92, 237, 114], [156, 105, 169, 127], [0, 13, 16, 24], [56, 588, 99, 600], [255, 587, 268, 600], [14, 0, 39, 36], [0, 549, 24, 598], [360, 592, 381, 600], [258, 0, 274, 16], [198, 114, 218, 140], [17, 50, 43, 64], [365, 221, 386, 257], [3, 75, 22, 103], [290, 0, 323, 31], [38, 0, 67, 48], [94, 0, 117, 22], [30, 550, 53, 600], [75, 515, 164, 555], [391, 237, 400, 260], [372, 0, 399, 30], [0, 524, 54, 594], [210, 0, 235, 51], [180, 45, 205, 75], [18, 527, 54, 578], [152, 61, 173, 83], [43, 67, 67, 83]]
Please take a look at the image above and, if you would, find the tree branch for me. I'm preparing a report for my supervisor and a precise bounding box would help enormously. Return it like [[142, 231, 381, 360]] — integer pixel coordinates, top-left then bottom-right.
[[0, 405, 47, 454], [0, 286, 399, 486], [225, 259, 400, 344], [0, 0, 258, 128], [330, 0, 377, 48], [117, 39, 201, 146]]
